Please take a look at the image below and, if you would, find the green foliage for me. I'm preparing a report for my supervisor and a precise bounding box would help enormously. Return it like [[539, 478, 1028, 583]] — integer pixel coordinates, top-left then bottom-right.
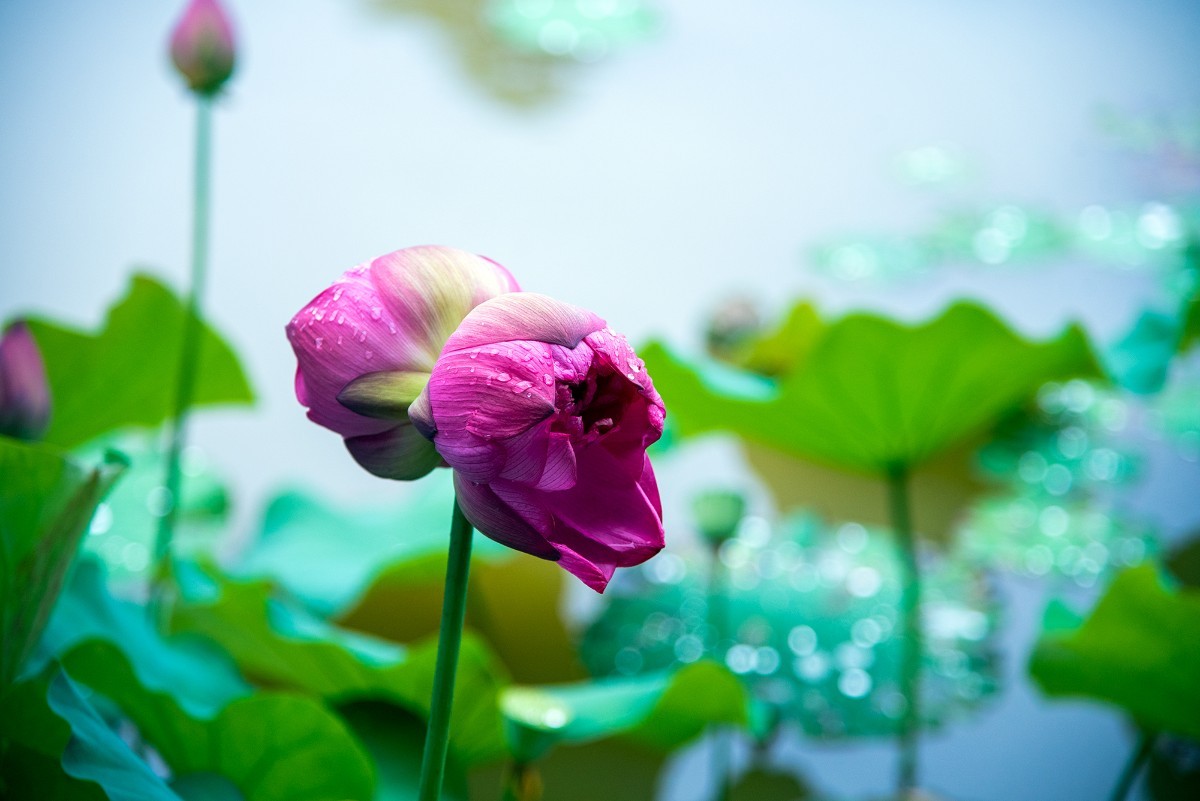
[[1029, 565, 1200, 738], [501, 662, 748, 763], [235, 473, 509, 617], [340, 702, 469, 801], [25, 274, 254, 449], [170, 561, 510, 766], [41, 562, 376, 801], [0, 438, 124, 687], [0, 671, 181, 801], [642, 301, 1101, 472]]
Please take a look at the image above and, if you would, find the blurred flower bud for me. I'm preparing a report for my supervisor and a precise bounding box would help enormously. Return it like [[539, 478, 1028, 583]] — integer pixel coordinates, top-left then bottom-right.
[[692, 489, 746, 547], [169, 0, 237, 96], [0, 322, 51, 441], [705, 296, 762, 364]]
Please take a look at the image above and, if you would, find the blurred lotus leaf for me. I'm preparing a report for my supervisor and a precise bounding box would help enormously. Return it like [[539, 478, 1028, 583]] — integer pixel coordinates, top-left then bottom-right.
[[340, 702, 470, 801], [0, 671, 182, 800], [74, 432, 230, 587], [501, 661, 749, 764], [237, 475, 584, 683], [171, 560, 509, 766], [24, 273, 253, 450], [0, 438, 125, 688], [41, 562, 375, 801], [730, 767, 812, 801], [1029, 565, 1200, 739], [583, 513, 999, 740], [643, 300, 1102, 473], [366, 0, 569, 108]]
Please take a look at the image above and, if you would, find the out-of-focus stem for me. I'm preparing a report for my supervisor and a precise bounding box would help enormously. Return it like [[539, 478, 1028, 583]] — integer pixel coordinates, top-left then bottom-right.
[[417, 498, 474, 801], [1107, 731, 1157, 801], [886, 462, 921, 796], [151, 96, 213, 621], [708, 543, 732, 801]]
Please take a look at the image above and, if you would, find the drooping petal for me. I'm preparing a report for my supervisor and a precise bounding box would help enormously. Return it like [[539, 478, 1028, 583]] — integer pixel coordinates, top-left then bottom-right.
[[344, 421, 443, 481], [443, 293, 604, 354], [453, 473, 560, 559], [369, 247, 520, 371], [0, 321, 51, 441], [540, 446, 665, 592]]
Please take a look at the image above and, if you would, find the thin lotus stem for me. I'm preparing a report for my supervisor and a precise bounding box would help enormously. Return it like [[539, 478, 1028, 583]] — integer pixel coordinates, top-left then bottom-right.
[[707, 543, 732, 801], [151, 96, 213, 621], [886, 462, 921, 796], [417, 496, 475, 801], [1107, 731, 1157, 801]]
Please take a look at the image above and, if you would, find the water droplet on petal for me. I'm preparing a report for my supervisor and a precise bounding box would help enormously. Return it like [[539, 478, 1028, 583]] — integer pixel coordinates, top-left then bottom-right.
[[370, 306, 382, 320], [542, 374, 554, 385], [365, 350, 373, 360], [470, 352, 478, 359], [496, 372, 511, 382], [314, 336, 324, 350], [332, 288, 344, 301]]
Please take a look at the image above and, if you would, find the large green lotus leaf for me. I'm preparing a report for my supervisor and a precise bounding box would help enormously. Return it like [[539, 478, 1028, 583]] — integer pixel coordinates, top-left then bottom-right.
[[170, 561, 509, 767], [40, 562, 374, 800], [235, 477, 582, 685], [1029, 565, 1200, 738], [0, 671, 181, 801], [641, 301, 1102, 472], [0, 438, 125, 687], [62, 644, 375, 801], [234, 471, 508, 617], [41, 560, 251, 718], [24, 273, 254, 449], [500, 661, 748, 763]]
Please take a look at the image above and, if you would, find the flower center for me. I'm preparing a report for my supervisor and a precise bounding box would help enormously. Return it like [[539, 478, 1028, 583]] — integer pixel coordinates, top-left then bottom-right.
[[554, 366, 628, 443]]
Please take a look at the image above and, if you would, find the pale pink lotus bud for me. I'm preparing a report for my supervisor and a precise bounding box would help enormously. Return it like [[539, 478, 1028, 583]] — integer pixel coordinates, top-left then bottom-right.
[[0, 321, 51, 441], [285, 246, 520, 481], [409, 293, 666, 592], [169, 0, 237, 96]]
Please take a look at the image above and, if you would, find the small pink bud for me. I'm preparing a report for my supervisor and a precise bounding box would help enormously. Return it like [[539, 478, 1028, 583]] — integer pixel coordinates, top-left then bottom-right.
[[0, 322, 51, 441], [169, 0, 237, 96]]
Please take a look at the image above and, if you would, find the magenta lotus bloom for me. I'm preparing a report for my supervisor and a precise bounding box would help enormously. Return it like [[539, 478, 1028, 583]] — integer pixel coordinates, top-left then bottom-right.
[[0, 321, 51, 441], [286, 246, 519, 480], [408, 293, 666, 592], [169, 0, 237, 96]]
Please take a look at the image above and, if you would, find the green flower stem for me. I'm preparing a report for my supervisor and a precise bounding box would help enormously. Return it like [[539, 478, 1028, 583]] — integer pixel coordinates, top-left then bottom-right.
[[151, 96, 213, 620], [1107, 731, 1157, 801], [708, 543, 732, 801], [886, 462, 921, 796], [418, 497, 475, 801]]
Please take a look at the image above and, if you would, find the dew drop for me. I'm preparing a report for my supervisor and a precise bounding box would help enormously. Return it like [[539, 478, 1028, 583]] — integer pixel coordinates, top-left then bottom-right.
[[387, 322, 397, 334], [314, 336, 324, 350], [542, 374, 554, 385], [370, 306, 382, 320], [337, 335, 344, 345], [470, 352, 478, 359], [365, 350, 373, 360], [496, 372, 511, 382], [332, 288, 344, 301], [336, 313, 346, 325]]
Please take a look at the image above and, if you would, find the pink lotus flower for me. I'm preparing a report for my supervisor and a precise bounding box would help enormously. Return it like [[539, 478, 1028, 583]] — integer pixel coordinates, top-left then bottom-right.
[[0, 321, 51, 441], [286, 246, 519, 480], [408, 293, 666, 592], [169, 0, 237, 96]]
